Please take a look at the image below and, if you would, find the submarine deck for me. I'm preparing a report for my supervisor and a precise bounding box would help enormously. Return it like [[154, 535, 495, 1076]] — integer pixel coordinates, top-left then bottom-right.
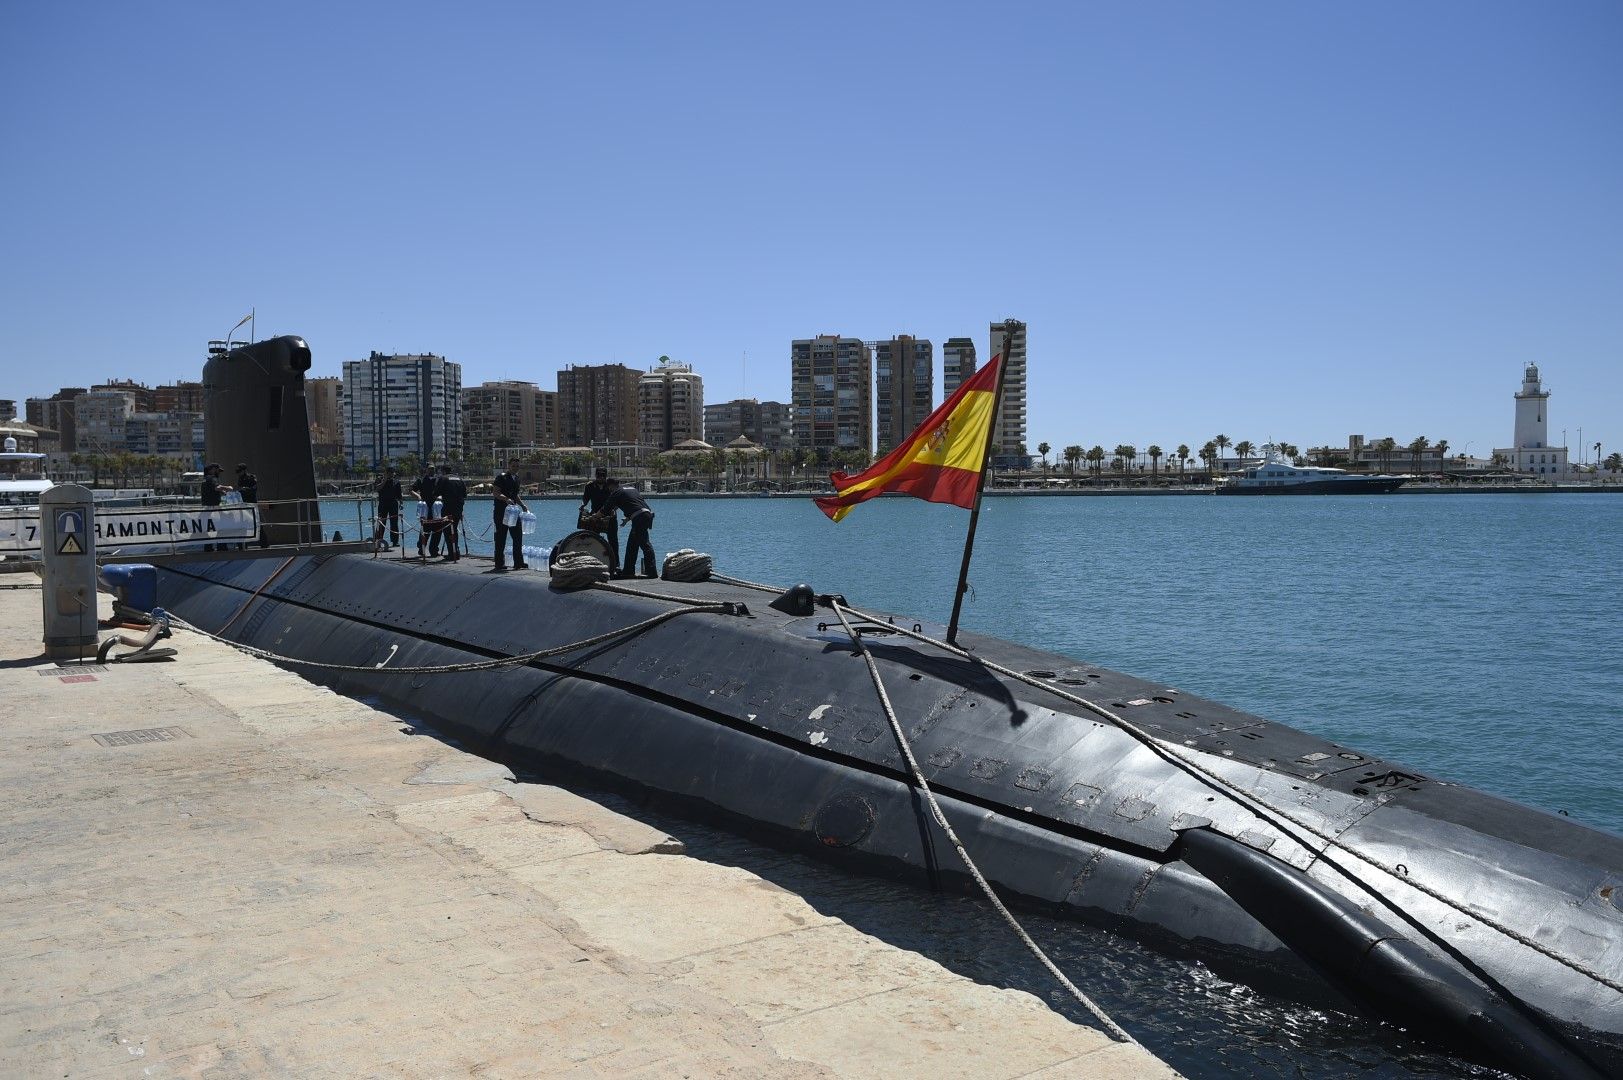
[[0, 579, 1175, 1078]]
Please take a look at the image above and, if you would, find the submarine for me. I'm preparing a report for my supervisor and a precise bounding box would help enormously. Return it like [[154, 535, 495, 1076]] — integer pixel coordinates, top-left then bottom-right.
[[137, 338, 1622, 1078]]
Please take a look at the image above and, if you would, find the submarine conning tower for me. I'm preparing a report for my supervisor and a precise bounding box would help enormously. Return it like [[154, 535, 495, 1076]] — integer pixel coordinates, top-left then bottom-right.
[[203, 335, 321, 546]]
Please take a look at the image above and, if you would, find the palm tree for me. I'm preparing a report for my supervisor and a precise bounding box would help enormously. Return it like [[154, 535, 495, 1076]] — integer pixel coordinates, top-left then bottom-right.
[[1147, 445, 1163, 479], [1605, 452, 1622, 474], [1176, 444, 1190, 480], [1375, 437, 1398, 474], [1037, 441, 1051, 477], [1433, 440, 1449, 475], [1063, 444, 1082, 481], [1200, 441, 1217, 477], [1277, 443, 1298, 463], [1112, 445, 1132, 475], [1086, 445, 1106, 478], [1233, 440, 1254, 465], [1214, 434, 1231, 466], [1408, 435, 1429, 474]]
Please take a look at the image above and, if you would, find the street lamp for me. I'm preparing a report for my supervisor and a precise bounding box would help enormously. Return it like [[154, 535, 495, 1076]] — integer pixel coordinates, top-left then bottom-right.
[[225, 311, 253, 352]]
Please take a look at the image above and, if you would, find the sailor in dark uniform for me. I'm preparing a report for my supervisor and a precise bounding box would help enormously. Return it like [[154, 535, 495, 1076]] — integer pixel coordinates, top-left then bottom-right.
[[234, 463, 260, 549], [579, 467, 619, 574], [374, 466, 402, 548], [411, 466, 439, 558], [200, 462, 233, 551], [492, 466, 528, 570], [603, 483, 656, 578], [436, 464, 467, 562]]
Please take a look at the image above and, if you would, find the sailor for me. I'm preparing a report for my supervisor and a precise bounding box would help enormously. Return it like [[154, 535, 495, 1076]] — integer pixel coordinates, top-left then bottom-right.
[[436, 463, 467, 562], [411, 465, 439, 559], [234, 463, 260, 549], [200, 462, 233, 552], [491, 465, 528, 571], [234, 462, 259, 504], [579, 466, 619, 574], [374, 466, 402, 548], [603, 482, 656, 579]]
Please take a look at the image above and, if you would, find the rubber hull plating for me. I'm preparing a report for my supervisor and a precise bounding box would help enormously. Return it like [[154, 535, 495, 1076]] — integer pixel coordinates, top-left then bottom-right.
[[152, 553, 1623, 1077]]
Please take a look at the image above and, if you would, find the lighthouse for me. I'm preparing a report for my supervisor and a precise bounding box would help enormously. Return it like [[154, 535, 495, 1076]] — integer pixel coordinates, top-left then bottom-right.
[[1494, 364, 1568, 476]]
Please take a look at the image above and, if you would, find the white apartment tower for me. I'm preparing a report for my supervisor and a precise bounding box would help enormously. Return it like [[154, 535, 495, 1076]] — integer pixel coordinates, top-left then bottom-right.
[[342, 352, 463, 467], [638, 360, 704, 451], [1494, 363, 1568, 476], [988, 318, 1027, 463]]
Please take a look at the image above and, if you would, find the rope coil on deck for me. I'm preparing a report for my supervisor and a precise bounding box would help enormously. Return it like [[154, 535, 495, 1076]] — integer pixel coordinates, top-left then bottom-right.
[[549, 553, 610, 590]]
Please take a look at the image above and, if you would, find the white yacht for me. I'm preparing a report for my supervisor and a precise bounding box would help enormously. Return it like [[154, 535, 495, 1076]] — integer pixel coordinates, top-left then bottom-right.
[[1218, 445, 1409, 495]]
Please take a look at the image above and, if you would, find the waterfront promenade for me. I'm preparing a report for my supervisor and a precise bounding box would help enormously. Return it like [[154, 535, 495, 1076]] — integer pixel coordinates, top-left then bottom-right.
[[0, 580, 1171, 1078]]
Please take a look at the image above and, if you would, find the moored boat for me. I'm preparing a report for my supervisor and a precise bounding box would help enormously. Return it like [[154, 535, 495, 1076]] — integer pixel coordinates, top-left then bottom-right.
[[1218, 445, 1409, 494]]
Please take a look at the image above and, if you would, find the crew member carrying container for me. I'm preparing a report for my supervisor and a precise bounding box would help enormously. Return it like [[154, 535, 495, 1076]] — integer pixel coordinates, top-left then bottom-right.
[[492, 465, 529, 571], [436, 463, 467, 562], [412, 466, 439, 559], [579, 466, 619, 574], [602, 482, 656, 579]]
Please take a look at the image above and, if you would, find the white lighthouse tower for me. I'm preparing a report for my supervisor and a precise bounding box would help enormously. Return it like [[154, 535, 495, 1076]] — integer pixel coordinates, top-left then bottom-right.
[[1494, 364, 1568, 476]]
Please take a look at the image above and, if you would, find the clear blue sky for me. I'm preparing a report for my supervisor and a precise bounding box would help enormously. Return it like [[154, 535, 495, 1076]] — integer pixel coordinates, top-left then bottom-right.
[[4, 1, 1620, 461]]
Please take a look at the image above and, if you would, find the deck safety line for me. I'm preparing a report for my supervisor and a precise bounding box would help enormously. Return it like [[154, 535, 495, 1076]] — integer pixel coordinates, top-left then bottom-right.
[[830, 602, 1141, 1046], [162, 601, 734, 675]]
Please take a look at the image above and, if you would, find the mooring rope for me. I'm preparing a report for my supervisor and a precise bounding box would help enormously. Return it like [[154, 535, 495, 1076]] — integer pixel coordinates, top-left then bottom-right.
[[828, 600, 1623, 999], [829, 602, 1141, 1045]]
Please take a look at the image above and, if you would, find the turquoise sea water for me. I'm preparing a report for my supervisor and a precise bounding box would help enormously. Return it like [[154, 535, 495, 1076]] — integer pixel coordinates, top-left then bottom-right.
[[324, 492, 1621, 1076], [336, 492, 1623, 833]]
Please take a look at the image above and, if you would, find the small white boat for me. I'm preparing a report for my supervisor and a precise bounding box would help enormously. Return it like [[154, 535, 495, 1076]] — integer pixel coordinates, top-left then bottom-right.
[[0, 436, 256, 557]]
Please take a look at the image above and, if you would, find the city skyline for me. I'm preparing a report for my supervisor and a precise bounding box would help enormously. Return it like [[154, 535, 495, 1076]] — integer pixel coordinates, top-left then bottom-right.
[[4, 4, 1619, 461]]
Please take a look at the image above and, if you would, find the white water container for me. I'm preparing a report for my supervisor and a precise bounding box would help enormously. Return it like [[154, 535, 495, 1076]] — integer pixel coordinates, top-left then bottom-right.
[[432, 499, 443, 519], [503, 504, 521, 527], [416, 500, 430, 522], [519, 510, 536, 527], [223, 490, 243, 506]]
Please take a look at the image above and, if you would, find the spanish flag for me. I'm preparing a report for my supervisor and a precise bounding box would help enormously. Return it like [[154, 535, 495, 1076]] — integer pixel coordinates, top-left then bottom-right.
[[816, 355, 1003, 523]]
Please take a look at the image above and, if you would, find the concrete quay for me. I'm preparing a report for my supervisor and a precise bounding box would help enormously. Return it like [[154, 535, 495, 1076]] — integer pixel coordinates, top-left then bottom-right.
[[0, 581, 1174, 1079]]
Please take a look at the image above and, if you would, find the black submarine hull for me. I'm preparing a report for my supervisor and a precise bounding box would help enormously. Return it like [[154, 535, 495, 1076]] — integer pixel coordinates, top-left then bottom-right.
[[149, 551, 1623, 1078]]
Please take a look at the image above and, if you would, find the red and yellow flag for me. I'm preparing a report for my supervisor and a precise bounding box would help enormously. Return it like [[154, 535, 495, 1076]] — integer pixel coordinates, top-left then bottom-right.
[[816, 355, 1003, 523]]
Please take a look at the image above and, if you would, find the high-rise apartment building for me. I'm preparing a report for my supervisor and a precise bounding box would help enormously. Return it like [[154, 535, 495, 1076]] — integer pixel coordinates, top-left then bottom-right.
[[791, 335, 871, 461], [556, 364, 641, 447], [342, 351, 463, 467], [637, 360, 704, 451], [704, 399, 794, 451], [25, 388, 86, 451], [462, 380, 558, 458], [988, 318, 1027, 462], [874, 335, 933, 453], [74, 390, 138, 453], [942, 337, 977, 397], [91, 379, 155, 413], [154, 381, 206, 416], [305, 377, 343, 444]]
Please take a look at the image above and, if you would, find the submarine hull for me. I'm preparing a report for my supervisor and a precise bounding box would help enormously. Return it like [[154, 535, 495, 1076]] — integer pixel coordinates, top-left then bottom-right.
[[151, 552, 1623, 1077]]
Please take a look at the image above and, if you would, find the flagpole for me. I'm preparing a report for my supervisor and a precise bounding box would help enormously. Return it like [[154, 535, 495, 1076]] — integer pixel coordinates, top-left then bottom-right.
[[946, 320, 1017, 645]]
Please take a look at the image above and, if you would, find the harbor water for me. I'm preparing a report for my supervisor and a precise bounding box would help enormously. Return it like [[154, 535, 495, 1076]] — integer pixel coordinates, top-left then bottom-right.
[[325, 492, 1622, 1077]]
